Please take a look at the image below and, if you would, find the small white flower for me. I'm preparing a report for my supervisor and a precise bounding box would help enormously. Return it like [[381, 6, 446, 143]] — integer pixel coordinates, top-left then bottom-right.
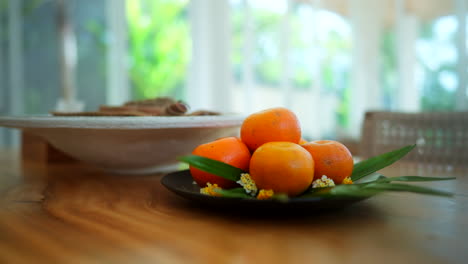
[[312, 175, 335, 188], [236, 173, 258, 196]]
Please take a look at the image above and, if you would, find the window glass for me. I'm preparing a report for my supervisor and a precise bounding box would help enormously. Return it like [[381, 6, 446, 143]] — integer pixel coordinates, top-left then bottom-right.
[[230, 0, 352, 139], [3, 0, 108, 114]]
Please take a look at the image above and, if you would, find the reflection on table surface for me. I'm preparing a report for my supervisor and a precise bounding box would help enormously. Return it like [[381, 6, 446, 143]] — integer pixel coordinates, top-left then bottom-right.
[[0, 150, 467, 264]]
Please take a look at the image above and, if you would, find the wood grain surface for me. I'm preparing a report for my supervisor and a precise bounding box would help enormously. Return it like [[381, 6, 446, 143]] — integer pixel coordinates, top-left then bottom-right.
[[0, 150, 467, 264]]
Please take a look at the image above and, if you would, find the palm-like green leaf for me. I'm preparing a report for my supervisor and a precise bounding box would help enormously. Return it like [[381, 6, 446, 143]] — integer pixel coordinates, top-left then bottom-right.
[[362, 182, 453, 196], [272, 193, 289, 202], [303, 185, 380, 198], [303, 179, 453, 198], [351, 144, 416, 181], [178, 155, 244, 181], [377, 176, 456, 183], [215, 188, 253, 199]]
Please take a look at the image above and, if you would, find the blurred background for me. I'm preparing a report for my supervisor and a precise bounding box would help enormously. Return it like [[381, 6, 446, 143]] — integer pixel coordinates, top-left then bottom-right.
[[0, 0, 467, 150]]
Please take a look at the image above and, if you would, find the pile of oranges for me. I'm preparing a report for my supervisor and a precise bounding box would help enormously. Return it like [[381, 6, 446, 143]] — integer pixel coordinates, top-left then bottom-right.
[[190, 107, 354, 197]]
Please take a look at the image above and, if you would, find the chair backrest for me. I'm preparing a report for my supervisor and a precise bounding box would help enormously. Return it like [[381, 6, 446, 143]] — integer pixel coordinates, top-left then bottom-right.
[[359, 111, 468, 166]]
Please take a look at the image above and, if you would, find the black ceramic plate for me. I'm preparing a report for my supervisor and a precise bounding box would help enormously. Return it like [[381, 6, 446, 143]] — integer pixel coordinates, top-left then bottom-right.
[[161, 170, 369, 210]]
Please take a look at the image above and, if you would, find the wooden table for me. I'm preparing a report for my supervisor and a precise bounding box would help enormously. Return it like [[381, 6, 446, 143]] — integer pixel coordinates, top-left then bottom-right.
[[0, 150, 467, 264]]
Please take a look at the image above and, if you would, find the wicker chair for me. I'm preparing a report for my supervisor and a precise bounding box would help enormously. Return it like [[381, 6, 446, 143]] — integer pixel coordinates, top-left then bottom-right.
[[359, 111, 468, 166]]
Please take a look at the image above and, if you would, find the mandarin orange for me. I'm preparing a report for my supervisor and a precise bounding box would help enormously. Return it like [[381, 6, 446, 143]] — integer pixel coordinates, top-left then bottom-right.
[[190, 137, 251, 188], [240, 107, 301, 152], [249, 142, 314, 197], [301, 140, 353, 184]]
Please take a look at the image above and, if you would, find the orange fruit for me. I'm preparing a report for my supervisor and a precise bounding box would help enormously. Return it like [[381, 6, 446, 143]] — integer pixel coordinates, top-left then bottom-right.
[[190, 137, 251, 188], [240, 107, 301, 152], [301, 140, 353, 184], [249, 142, 314, 197], [299, 138, 308, 145]]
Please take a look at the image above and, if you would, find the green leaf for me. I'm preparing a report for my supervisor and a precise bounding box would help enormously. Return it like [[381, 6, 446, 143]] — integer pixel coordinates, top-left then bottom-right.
[[301, 187, 338, 197], [363, 182, 453, 197], [356, 174, 456, 184], [356, 173, 386, 183], [216, 188, 289, 201], [272, 193, 289, 202], [351, 144, 416, 181], [301, 176, 455, 198], [330, 185, 382, 197], [215, 188, 253, 199], [376, 176, 456, 183], [178, 155, 244, 182], [302, 185, 380, 198]]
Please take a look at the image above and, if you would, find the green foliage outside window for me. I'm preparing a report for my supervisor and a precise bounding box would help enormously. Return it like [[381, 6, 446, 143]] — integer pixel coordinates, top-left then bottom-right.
[[380, 16, 460, 111], [418, 18, 457, 111], [126, 0, 190, 99]]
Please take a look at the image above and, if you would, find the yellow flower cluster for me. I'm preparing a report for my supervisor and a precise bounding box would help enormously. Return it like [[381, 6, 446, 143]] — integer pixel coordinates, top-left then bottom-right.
[[312, 175, 335, 188], [236, 173, 258, 196], [200, 183, 222, 197], [257, 189, 274, 200], [342, 177, 353, 184]]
